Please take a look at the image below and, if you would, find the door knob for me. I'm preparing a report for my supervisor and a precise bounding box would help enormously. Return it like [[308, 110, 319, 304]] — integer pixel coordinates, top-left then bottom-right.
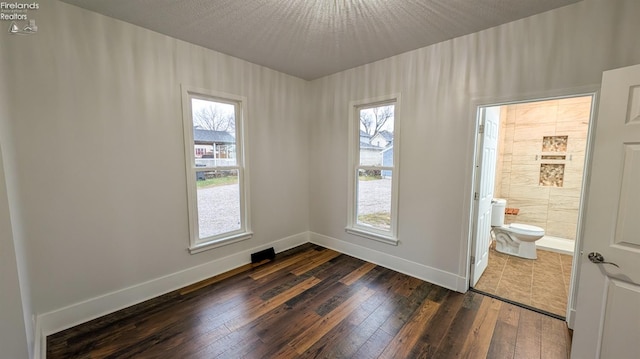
[[588, 252, 620, 268]]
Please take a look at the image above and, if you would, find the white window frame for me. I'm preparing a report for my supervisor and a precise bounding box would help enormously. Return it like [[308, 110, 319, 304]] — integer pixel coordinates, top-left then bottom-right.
[[346, 94, 401, 245], [181, 85, 252, 254]]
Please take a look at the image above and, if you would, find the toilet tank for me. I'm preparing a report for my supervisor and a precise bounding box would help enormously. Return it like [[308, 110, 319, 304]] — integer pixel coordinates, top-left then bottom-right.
[[491, 199, 506, 226]]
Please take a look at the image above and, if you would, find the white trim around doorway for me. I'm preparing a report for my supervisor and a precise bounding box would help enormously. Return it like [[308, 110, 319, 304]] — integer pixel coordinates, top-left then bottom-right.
[[464, 85, 600, 329]]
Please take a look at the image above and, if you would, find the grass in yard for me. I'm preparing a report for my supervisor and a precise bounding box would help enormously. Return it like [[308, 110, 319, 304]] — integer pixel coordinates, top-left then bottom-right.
[[197, 176, 238, 188], [358, 211, 391, 229], [359, 175, 382, 181]]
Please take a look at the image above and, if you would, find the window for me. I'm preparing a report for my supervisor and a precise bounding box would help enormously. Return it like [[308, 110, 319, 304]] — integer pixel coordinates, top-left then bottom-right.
[[181, 86, 251, 253], [346, 96, 400, 245]]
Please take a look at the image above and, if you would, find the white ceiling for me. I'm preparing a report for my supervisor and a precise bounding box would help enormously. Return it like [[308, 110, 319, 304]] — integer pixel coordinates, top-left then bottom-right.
[[59, 0, 581, 80]]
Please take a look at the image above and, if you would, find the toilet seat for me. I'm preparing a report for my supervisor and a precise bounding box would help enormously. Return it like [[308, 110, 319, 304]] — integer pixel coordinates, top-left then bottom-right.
[[505, 223, 545, 237]]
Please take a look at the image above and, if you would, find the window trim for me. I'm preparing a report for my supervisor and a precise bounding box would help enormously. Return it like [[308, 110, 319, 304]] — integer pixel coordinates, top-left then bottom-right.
[[181, 85, 252, 254], [346, 94, 401, 245]]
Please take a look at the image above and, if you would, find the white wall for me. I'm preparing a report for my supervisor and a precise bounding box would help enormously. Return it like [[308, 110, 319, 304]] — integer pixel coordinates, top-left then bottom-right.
[[0, 0, 309, 338], [308, 0, 640, 289], [0, 84, 31, 358], [0, 28, 36, 356]]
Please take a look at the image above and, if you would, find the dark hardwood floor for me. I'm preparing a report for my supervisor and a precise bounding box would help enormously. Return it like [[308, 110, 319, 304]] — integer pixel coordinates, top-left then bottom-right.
[[47, 244, 572, 358]]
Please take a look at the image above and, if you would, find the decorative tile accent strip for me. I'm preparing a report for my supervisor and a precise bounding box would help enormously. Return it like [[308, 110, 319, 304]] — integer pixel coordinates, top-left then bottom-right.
[[540, 163, 565, 187], [540, 155, 566, 160], [542, 135, 568, 152]]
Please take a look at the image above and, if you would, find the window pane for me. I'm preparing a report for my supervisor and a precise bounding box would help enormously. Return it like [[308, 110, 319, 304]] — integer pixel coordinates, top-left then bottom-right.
[[192, 98, 237, 166], [357, 169, 391, 231], [196, 169, 241, 239], [359, 104, 394, 166]]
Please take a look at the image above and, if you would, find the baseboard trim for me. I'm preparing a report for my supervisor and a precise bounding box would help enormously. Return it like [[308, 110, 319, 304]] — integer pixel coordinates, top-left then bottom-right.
[[309, 232, 466, 293], [35, 232, 309, 358]]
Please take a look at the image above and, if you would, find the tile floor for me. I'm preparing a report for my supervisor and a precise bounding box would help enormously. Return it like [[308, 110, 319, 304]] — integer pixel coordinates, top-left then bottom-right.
[[474, 244, 573, 317]]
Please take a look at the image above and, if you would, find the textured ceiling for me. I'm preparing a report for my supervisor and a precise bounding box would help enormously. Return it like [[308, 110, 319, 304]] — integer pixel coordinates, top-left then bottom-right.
[[59, 0, 581, 80]]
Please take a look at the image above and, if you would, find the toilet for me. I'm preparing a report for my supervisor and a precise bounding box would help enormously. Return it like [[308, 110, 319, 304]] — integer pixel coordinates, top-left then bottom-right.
[[491, 199, 545, 259]]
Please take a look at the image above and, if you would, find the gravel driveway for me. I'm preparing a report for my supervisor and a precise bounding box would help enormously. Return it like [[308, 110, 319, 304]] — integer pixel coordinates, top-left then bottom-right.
[[357, 178, 391, 215], [197, 184, 241, 238]]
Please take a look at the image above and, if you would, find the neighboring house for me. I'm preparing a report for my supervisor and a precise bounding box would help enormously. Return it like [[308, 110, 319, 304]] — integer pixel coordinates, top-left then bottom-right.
[[359, 130, 371, 145], [359, 130, 381, 166], [193, 129, 236, 159], [193, 129, 237, 179], [371, 130, 393, 147], [360, 130, 394, 167], [360, 141, 383, 166]]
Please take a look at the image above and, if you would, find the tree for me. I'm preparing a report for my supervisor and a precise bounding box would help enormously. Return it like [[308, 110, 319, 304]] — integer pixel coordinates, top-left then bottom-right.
[[193, 104, 235, 132], [360, 105, 394, 138]]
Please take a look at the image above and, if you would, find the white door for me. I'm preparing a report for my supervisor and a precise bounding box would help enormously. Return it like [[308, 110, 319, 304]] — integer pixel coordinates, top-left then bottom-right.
[[571, 64, 640, 358], [471, 106, 500, 286]]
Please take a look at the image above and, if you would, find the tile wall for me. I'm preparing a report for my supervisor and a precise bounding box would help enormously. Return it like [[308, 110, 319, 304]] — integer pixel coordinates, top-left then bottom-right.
[[494, 96, 592, 240]]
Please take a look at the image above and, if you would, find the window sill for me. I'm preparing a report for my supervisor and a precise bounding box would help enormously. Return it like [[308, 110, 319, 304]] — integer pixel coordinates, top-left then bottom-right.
[[189, 232, 253, 254], [345, 227, 398, 246]]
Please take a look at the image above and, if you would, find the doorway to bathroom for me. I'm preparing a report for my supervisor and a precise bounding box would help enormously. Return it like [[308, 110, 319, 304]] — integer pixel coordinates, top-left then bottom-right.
[[469, 94, 595, 320]]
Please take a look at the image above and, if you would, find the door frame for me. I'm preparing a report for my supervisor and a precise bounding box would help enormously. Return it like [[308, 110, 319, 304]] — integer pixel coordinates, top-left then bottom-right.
[[465, 86, 599, 327]]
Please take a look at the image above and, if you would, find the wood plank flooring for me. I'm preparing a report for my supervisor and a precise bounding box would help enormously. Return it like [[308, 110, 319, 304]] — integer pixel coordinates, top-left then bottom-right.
[[47, 244, 572, 358]]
